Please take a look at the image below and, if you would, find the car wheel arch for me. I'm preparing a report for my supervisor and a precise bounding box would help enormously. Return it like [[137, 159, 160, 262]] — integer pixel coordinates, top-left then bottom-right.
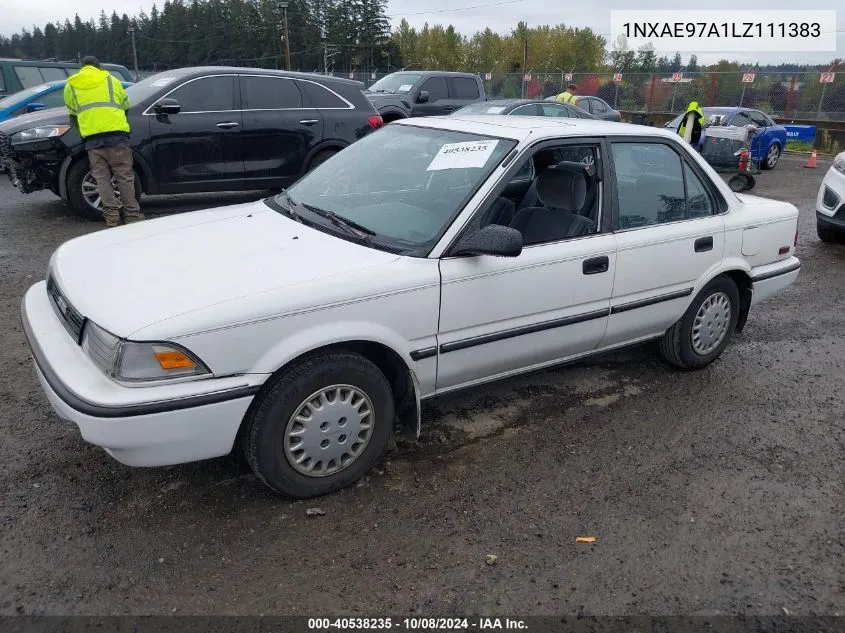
[[243, 335, 422, 440], [691, 266, 753, 333], [60, 149, 150, 200], [302, 141, 349, 172]]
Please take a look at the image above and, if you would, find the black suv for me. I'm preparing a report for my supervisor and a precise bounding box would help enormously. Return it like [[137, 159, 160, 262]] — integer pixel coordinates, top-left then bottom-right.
[[0, 66, 383, 219]]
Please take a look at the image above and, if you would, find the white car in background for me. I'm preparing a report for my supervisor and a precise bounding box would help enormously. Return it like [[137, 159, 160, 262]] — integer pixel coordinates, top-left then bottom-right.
[[816, 151, 845, 242], [21, 115, 801, 499]]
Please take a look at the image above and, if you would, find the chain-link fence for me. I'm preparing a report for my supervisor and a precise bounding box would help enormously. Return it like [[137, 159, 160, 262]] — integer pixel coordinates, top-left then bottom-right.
[[133, 67, 845, 122]]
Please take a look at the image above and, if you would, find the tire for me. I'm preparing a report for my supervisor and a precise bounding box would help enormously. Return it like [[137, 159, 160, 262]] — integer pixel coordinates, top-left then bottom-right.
[[307, 149, 337, 173], [66, 157, 142, 221], [659, 276, 740, 370], [761, 143, 780, 170], [817, 221, 841, 243], [241, 351, 395, 499]]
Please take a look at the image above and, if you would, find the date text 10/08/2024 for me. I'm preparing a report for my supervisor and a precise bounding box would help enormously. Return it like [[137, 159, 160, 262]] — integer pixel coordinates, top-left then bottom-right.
[[307, 618, 529, 630]]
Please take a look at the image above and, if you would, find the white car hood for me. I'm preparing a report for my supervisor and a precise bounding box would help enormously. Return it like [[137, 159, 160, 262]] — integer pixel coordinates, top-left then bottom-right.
[[49, 200, 399, 337]]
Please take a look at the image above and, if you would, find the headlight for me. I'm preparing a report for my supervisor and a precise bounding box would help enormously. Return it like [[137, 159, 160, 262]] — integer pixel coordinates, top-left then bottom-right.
[[82, 320, 210, 383], [11, 125, 71, 144], [834, 153, 845, 174]]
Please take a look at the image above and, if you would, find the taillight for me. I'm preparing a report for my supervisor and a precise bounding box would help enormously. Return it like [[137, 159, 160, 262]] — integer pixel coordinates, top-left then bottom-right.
[[794, 230, 798, 246], [368, 114, 384, 129]]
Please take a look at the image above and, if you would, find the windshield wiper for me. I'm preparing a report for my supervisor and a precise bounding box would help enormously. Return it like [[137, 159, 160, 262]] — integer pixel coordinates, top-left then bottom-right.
[[275, 189, 304, 223], [300, 203, 376, 241]]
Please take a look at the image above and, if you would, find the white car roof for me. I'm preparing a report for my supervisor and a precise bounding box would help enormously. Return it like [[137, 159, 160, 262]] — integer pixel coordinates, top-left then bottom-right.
[[394, 114, 680, 143]]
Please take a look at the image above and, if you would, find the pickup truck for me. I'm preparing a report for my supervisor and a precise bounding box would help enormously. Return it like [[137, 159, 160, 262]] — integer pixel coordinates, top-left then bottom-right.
[[363, 71, 486, 122]]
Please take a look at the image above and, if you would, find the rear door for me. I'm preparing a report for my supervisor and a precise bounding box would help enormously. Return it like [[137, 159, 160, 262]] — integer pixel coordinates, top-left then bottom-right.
[[239, 74, 323, 188], [146, 73, 244, 192], [411, 76, 451, 116], [449, 76, 483, 111]]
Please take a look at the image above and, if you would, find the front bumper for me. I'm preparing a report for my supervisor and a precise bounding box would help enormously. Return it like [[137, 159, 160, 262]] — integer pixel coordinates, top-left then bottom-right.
[[21, 281, 263, 467], [816, 164, 845, 227]]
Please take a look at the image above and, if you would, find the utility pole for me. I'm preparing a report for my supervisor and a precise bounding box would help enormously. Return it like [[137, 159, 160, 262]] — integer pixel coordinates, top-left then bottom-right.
[[521, 31, 528, 98], [278, 1, 291, 71], [127, 27, 139, 81]]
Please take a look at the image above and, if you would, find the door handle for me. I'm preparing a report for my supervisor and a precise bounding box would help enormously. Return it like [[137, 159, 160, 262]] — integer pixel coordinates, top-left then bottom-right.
[[442, 106, 456, 111], [583, 256, 609, 275], [299, 119, 319, 125], [216, 121, 239, 129], [694, 236, 714, 252]]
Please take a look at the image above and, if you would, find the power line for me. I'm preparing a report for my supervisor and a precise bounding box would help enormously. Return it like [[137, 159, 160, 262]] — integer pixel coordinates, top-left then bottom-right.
[[387, 0, 530, 18]]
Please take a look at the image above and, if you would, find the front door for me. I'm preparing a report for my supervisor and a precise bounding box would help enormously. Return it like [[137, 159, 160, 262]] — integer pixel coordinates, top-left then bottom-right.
[[436, 140, 617, 392], [601, 139, 726, 347], [237, 74, 323, 188], [147, 74, 244, 193], [411, 76, 451, 117]]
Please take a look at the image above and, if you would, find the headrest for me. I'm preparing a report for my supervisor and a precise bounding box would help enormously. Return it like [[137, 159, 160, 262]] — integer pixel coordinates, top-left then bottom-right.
[[535, 167, 587, 212], [554, 159, 596, 180]]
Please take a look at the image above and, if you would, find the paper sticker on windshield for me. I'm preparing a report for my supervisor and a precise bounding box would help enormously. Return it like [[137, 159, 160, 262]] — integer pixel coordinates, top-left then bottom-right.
[[150, 76, 176, 87], [486, 106, 506, 114], [427, 140, 499, 171], [398, 84, 413, 92]]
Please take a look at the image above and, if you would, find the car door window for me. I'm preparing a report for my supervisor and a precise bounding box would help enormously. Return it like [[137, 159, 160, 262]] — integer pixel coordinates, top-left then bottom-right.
[[730, 111, 752, 127], [39, 67, 67, 82], [37, 89, 66, 109], [748, 111, 769, 128], [297, 80, 349, 108], [168, 75, 236, 112], [590, 99, 607, 114], [452, 77, 479, 100], [540, 103, 572, 117], [684, 162, 715, 218], [419, 77, 448, 102], [611, 143, 686, 228], [14, 66, 44, 89], [241, 75, 302, 110], [510, 104, 541, 116]]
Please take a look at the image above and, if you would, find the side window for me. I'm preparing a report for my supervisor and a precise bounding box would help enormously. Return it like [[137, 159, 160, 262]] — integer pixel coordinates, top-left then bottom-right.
[[419, 77, 448, 102], [37, 89, 66, 109], [241, 76, 302, 110], [14, 66, 44, 89], [510, 104, 540, 116], [730, 111, 752, 127], [0, 70, 6, 93], [541, 104, 572, 118], [297, 81, 349, 108], [169, 75, 235, 113], [452, 77, 479, 100], [39, 67, 67, 82], [684, 163, 715, 218], [590, 99, 607, 113], [749, 111, 769, 128], [611, 142, 685, 228]]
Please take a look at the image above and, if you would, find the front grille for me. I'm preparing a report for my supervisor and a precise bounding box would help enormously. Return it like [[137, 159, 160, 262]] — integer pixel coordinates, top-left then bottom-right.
[[822, 185, 839, 210], [46, 274, 85, 344]]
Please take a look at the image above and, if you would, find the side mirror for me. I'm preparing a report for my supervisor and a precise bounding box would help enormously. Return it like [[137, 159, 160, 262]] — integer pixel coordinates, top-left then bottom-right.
[[27, 102, 45, 112], [417, 90, 430, 104], [153, 98, 181, 115], [451, 224, 523, 258]]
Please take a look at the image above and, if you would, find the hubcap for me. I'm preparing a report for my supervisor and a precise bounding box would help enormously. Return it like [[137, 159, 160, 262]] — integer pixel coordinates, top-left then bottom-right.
[[691, 292, 732, 356], [82, 170, 122, 211], [283, 385, 374, 477], [767, 145, 779, 166]]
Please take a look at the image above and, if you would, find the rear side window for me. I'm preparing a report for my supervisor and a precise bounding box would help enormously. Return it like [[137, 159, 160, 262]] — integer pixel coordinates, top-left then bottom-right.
[[40, 67, 67, 82], [14, 66, 44, 89], [241, 76, 302, 109], [452, 77, 479, 99], [419, 77, 449, 101], [0, 71, 6, 93], [298, 80, 350, 108], [169, 75, 235, 112]]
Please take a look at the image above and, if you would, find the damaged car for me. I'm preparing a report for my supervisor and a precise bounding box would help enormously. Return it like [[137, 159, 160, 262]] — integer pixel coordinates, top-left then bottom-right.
[[0, 66, 383, 220]]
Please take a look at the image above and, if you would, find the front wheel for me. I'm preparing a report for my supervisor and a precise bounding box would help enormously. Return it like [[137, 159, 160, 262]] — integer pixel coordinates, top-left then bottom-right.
[[66, 158, 142, 221], [241, 351, 395, 499], [761, 143, 780, 170], [659, 276, 740, 370]]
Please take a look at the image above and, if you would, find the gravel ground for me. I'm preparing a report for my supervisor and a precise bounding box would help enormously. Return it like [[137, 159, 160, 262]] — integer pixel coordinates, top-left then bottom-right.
[[0, 155, 843, 617]]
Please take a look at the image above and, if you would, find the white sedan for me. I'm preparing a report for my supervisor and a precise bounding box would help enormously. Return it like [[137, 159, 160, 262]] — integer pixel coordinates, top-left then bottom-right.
[[816, 151, 845, 242], [21, 115, 801, 499]]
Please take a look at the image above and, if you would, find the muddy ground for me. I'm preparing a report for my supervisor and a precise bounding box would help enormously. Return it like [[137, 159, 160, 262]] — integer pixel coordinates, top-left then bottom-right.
[[0, 155, 843, 617]]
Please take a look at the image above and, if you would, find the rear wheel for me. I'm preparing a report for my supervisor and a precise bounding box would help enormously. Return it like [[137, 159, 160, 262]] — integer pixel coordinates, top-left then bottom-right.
[[659, 276, 740, 370], [66, 158, 142, 221], [761, 143, 780, 170], [307, 149, 337, 173]]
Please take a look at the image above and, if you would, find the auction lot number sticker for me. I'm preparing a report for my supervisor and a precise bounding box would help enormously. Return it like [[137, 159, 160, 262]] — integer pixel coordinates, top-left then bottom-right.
[[427, 140, 499, 171], [308, 617, 527, 630]]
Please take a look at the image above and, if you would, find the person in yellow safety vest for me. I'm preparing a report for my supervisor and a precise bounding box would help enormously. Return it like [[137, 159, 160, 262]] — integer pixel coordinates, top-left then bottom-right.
[[63, 55, 145, 228], [677, 100, 705, 146], [555, 83, 578, 104]]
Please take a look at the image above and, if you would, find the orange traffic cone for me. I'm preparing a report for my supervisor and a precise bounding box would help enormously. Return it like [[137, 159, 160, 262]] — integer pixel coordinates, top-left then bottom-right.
[[805, 149, 818, 168]]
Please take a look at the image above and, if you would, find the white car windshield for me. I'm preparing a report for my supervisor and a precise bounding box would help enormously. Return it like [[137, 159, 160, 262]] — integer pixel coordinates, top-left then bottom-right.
[[272, 124, 516, 254]]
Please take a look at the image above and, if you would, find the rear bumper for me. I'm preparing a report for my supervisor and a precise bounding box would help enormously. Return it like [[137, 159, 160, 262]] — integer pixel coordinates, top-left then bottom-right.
[[749, 257, 800, 307]]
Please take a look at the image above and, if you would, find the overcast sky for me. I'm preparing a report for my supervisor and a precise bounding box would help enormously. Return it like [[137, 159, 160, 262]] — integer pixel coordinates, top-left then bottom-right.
[[3, 0, 843, 66]]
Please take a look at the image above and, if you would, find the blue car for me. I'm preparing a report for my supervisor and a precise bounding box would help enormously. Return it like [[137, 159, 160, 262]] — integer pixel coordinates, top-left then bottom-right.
[[0, 79, 134, 123], [665, 106, 787, 170]]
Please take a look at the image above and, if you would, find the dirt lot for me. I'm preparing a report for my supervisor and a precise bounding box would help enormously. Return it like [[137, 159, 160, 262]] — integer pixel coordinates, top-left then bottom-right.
[[0, 155, 843, 617]]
